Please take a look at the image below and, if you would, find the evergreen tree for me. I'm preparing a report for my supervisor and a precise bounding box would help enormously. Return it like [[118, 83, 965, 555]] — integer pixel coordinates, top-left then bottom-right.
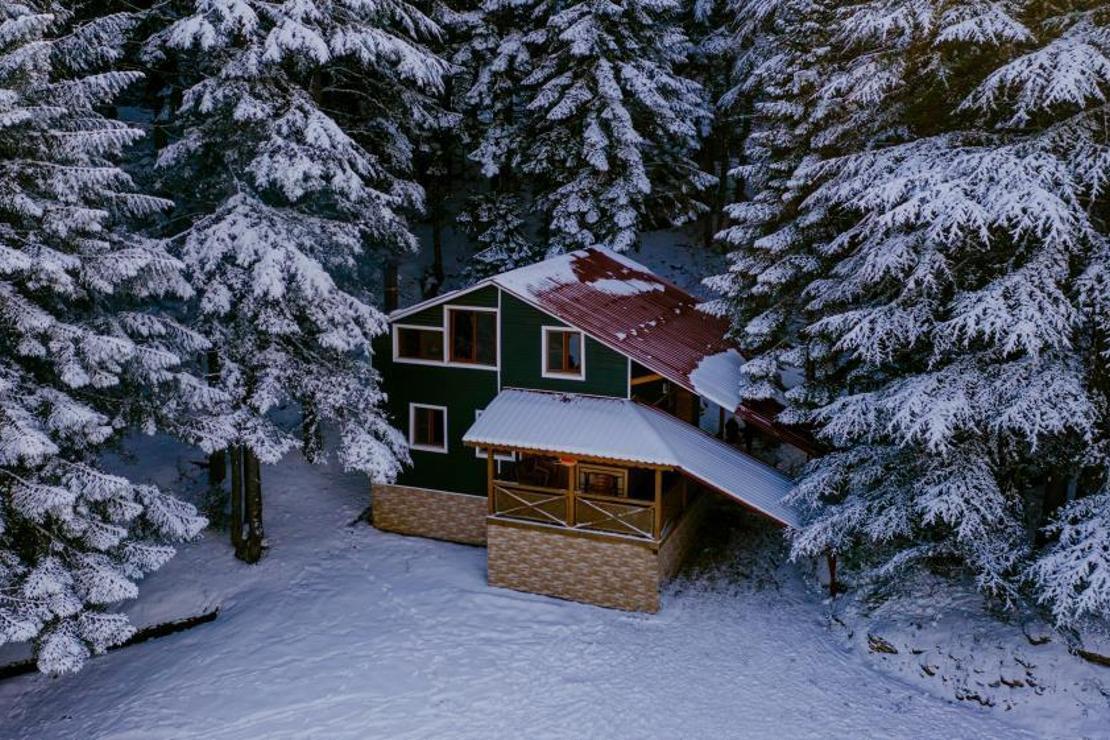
[[452, 0, 544, 274], [0, 4, 221, 674], [713, 0, 1109, 611], [683, 0, 744, 248], [519, 0, 714, 253], [146, 0, 441, 559], [705, 0, 839, 403]]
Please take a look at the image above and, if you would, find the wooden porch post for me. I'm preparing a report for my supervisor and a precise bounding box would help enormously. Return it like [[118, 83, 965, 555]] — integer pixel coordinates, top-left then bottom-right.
[[566, 461, 576, 527], [487, 448, 495, 515], [653, 469, 663, 540]]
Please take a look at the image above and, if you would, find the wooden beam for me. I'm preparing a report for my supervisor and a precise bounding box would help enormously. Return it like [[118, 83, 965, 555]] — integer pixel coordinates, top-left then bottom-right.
[[487, 449, 495, 515], [653, 469, 663, 540], [630, 373, 664, 386], [566, 461, 576, 527], [462, 442, 674, 471]]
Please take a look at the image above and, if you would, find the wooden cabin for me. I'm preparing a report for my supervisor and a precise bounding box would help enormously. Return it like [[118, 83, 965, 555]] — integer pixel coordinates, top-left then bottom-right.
[[371, 247, 812, 612]]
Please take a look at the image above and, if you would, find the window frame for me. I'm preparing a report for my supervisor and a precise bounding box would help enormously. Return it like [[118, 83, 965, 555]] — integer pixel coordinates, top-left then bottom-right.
[[445, 305, 499, 370], [541, 325, 586, 380], [577, 464, 628, 498], [408, 403, 448, 454], [393, 324, 447, 365]]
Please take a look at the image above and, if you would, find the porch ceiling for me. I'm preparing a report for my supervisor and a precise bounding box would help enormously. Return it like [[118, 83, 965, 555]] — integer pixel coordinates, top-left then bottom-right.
[[463, 389, 800, 528]]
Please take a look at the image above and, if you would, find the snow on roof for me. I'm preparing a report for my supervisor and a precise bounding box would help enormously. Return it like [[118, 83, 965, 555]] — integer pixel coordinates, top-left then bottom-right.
[[388, 249, 821, 455], [464, 389, 799, 528], [689, 350, 746, 413]]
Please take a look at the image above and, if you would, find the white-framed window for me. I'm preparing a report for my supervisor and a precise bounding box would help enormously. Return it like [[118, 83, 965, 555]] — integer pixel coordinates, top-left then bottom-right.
[[541, 326, 585, 380], [393, 324, 446, 365], [473, 410, 515, 461], [446, 305, 499, 369], [391, 303, 499, 370], [409, 403, 448, 453]]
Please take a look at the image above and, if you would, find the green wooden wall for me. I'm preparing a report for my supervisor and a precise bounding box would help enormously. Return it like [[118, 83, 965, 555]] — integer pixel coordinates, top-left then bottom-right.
[[376, 285, 630, 498], [499, 293, 628, 397], [374, 339, 498, 497]]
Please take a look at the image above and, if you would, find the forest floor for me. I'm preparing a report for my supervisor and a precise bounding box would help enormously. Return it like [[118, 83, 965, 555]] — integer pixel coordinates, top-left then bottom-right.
[[1, 435, 1101, 739]]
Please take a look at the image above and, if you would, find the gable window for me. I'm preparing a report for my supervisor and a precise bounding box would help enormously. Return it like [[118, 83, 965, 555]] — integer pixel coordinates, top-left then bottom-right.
[[409, 404, 447, 453], [448, 308, 497, 366], [395, 326, 444, 362], [542, 327, 584, 379]]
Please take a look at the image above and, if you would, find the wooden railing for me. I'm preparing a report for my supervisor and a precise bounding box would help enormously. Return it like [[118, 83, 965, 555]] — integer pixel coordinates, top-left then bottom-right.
[[574, 492, 655, 539], [491, 480, 661, 540], [492, 482, 567, 526]]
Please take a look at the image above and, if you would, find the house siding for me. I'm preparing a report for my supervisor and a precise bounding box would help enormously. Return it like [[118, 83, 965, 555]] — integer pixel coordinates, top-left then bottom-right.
[[377, 286, 631, 498], [499, 293, 627, 397], [374, 288, 502, 497]]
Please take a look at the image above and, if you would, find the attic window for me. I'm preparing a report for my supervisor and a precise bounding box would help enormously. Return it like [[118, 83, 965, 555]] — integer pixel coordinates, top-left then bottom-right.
[[395, 326, 444, 362], [448, 308, 497, 366], [542, 327, 584, 379]]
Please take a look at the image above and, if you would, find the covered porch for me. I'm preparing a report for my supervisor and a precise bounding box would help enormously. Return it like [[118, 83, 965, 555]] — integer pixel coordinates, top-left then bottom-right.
[[464, 389, 798, 611], [487, 454, 693, 543]]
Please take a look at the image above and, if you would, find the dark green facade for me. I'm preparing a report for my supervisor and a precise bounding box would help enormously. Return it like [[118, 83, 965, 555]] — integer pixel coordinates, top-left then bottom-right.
[[375, 285, 630, 496]]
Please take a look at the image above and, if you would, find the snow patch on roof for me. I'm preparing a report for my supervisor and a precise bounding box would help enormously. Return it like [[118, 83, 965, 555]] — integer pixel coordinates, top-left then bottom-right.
[[690, 350, 746, 413], [491, 249, 587, 296], [587, 278, 665, 296]]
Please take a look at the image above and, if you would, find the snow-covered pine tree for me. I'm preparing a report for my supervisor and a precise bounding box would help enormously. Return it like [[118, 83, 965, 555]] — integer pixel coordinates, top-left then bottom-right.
[[705, 0, 839, 404], [146, 0, 443, 558], [0, 4, 223, 674], [457, 192, 540, 279], [520, 0, 714, 253], [451, 0, 545, 275], [714, 0, 1109, 609]]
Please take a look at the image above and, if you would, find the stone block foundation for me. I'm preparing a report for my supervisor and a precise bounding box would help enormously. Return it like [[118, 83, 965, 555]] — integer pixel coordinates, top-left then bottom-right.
[[658, 493, 711, 582], [372, 484, 487, 545], [486, 502, 708, 613], [487, 519, 661, 611], [372, 484, 708, 612]]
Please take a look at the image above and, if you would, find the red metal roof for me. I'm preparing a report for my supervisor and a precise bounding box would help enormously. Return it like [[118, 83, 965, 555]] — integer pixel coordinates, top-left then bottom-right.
[[492, 248, 733, 392]]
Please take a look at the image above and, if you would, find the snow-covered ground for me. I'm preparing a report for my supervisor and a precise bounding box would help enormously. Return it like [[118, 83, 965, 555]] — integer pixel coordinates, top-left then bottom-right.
[[0, 437, 1079, 740]]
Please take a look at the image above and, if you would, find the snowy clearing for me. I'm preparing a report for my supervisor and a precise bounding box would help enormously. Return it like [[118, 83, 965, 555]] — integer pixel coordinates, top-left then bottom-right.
[[0, 441, 1052, 739]]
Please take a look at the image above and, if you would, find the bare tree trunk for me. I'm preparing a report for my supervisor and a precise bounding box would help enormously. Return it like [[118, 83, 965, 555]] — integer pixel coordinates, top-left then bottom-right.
[[229, 444, 245, 558], [242, 448, 264, 564], [384, 261, 399, 313], [430, 215, 444, 297], [206, 351, 226, 488], [302, 401, 323, 464]]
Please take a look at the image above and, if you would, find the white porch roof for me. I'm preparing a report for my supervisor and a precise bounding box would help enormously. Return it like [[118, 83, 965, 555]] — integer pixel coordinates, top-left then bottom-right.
[[463, 389, 799, 528]]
